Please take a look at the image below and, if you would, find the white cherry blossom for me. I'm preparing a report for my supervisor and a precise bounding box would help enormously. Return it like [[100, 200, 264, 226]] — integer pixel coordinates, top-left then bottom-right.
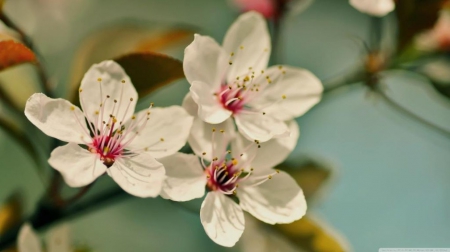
[[349, 0, 395, 17], [159, 122, 306, 247], [18, 223, 71, 252], [25, 60, 193, 198], [183, 11, 322, 143]]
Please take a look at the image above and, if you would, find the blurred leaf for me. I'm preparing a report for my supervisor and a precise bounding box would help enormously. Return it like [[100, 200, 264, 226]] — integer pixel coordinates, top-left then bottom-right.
[[0, 0, 4, 12], [279, 161, 332, 202], [0, 192, 22, 236], [68, 21, 194, 102], [275, 216, 348, 252], [395, 0, 445, 51], [114, 52, 184, 98], [0, 40, 36, 72]]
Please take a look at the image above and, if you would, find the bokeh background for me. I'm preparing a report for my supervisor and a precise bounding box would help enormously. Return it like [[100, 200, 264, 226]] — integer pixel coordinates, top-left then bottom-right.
[[1, 0, 450, 251]]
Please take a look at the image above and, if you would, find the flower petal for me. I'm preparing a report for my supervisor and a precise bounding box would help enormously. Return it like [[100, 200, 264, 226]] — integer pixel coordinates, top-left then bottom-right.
[[18, 223, 42, 252], [182, 92, 197, 116], [46, 224, 71, 252], [48, 143, 106, 187], [79, 60, 137, 130], [188, 117, 236, 161], [159, 153, 206, 201], [349, 0, 395, 17], [249, 65, 323, 121], [235, 112, 289, 142], [200, 192, 245, 247], [239, 170, 307, 224], [223, 11, 271, 83], [107, 153, 165, 198], [25, 93, 90, 144], [125, 106, 193, 159], [184, 34, 229, 88], [232, 120, 299, 170], [190, 81, 232, 124]]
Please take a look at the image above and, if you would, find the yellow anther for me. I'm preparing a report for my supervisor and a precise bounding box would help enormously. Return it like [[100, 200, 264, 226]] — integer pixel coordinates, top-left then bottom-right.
[[235, 184, 239, 188], [240, 46, 244, 50], [95, 111, 99, 115], [282, 71, 286, 74], [132, 115, 136, 120], [244, 76, 250, 82], [113, 117, 117, 123], [278, 65, 283, 69], [202, 152, 206, 155], [276, 169, 280, 173], [79, 88, 83, 93], [114, 99, 117, 103], [282, 94, 287, 99], [262, 112, 266, 115], [220, 129, 225, 133], [230, 52, 234, 56], [206, 175, 211, 179], [236, 77, 240, 80], [103, 147, 110, 153], [268, 175, 272, 179], [70, 106, 75, 111], [232, 159, 238, 165], [261, 70, 265, 74], [130, 98, 134, 101], [264, 48, 269, 52], [97, 78, 102, 82], [251, 168, 254, 171], [121, 80, 125, 83], [160, 138, 165, 142], [227, 150, 231, 154], [106, 95, 110, 98], [233, 190, 237, 195], [229, 61, 233, 65], [212, 128, 216, 132], [144, 147, 149, 151], [150, 102, 154, 107]]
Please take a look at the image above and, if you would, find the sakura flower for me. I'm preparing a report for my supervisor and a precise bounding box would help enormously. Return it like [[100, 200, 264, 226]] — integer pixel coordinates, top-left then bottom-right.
[[349, 0, 395, 17], [230, 0, 314, 19], [24, 60, 193, 197], [416, 11, 450, 52], [183, 11, 322, 143], [18, 223, 71, 252], [159, 122, 306, 247]]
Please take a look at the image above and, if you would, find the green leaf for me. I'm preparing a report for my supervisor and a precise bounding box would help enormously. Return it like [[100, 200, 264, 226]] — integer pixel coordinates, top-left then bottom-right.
[[114, 52, 185, 98]]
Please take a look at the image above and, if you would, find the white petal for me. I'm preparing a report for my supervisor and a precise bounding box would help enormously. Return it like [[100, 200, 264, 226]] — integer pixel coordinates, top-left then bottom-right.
[[232, 120, 299, 169], [18, 223, 42, 252], [223, 11, 271, 83], [125, 106, 193, 159], [188, 117, 236, 161], [46, 224, 71, 252], [48, 143, 106, 187], [183, 92, 236, 158], [159, 153, 206, 201], [235, 112, 289, 142], [182, 92, 197, 116], [200, 192, 245, 247], [107, 153, 165, 198], [190, 81, 232, 124], [25, 93, 90, 144], [239, 170, 306, 224], [349, 0, 395, 17], [183, 34, 229, 88], [79, 60, 137, 130], [249, 66, 323, 121]]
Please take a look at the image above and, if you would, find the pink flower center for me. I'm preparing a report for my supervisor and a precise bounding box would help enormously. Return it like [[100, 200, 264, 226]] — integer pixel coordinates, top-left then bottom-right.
[[89, 135, 123, 167], [201, 129, 279, 195], [217, 85, 246, 113]]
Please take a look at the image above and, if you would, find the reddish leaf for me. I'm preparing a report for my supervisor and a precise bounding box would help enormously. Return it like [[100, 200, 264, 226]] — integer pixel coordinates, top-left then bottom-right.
[[114, 52, 185, 98], [395, 0, 446, 51], [0, 40, 36, 71]]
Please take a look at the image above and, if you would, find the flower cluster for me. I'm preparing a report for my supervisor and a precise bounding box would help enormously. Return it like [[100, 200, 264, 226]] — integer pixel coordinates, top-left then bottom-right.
[[24, 11, 323, 247]]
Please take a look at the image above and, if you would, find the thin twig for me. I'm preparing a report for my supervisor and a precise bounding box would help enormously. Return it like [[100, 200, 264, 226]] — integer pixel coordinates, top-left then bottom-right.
[[376, 87, 450, 138]]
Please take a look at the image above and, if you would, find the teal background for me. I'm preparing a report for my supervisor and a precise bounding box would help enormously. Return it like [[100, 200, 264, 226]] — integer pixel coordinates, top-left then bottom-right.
[[1, 0, 450, 251]]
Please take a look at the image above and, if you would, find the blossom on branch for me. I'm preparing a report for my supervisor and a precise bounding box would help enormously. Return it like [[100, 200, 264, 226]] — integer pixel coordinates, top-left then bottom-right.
[[159, 120, 306, 247], [18, 223, 71, 252], [24, 60, 193, 198], [183, 11, 322, 143], [349, 0, 395, 17]]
